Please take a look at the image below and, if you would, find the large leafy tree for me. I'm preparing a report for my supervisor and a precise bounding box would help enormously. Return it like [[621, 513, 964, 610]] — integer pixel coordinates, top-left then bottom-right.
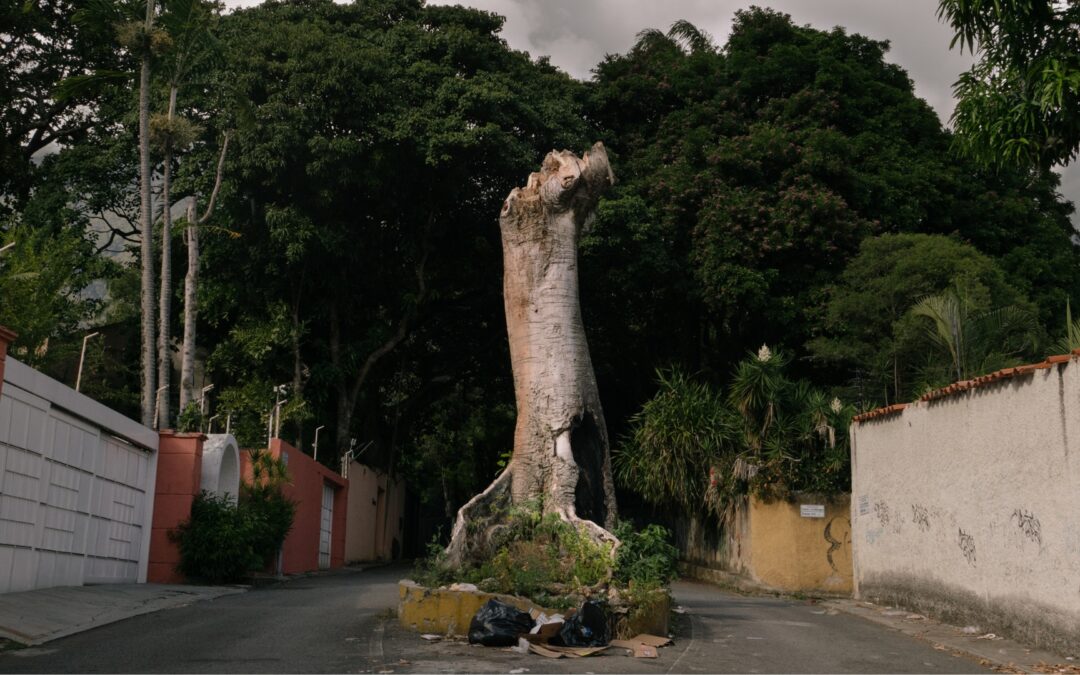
[[939, 0, 1080, 168], [198, 0, 589, 469], [808, 233, 1037, 404], [584, 8, 1079, 429], [0, 0, 129, 212]]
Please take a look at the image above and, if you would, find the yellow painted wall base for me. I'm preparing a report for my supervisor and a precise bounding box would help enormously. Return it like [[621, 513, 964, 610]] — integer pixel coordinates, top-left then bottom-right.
[[398, 581, 551, 636], [747, 495, 852, 594]]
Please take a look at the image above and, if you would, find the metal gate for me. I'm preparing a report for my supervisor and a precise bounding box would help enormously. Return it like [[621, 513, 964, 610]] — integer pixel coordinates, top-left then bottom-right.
[[318, 483, 333, 569], [0, 359, 157, 592]]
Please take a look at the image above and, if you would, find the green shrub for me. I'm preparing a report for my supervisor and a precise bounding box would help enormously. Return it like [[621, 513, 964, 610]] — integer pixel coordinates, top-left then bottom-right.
[[172, 492, 258, 584], [612, 523, 678, 588], [242, 448, 296, 567], [243, 483, 296, 568], [176, 402, 203, 433], [172, 449, 296, 583]]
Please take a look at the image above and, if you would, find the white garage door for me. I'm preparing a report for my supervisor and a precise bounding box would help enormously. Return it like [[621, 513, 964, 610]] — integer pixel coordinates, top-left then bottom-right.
[[319, 483, 333, 569], [0, 364, 155, 592]]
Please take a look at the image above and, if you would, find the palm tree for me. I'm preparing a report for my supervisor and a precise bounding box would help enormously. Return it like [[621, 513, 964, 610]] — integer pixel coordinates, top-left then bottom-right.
[[1052, 299, 1080, 354], [911, 286, 1034, 383]]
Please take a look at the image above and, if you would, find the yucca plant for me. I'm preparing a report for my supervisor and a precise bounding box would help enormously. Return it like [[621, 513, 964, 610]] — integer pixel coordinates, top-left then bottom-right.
[[614, 368, 736, 514]]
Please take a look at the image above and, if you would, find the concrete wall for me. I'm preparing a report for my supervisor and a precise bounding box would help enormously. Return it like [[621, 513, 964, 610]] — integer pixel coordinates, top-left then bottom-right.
[[678, 494, 853, 594], [0, 355, 159, 591], [850, 358, 1080, 655], [241, 439, 347, 574], [343, 461, 405, 562]]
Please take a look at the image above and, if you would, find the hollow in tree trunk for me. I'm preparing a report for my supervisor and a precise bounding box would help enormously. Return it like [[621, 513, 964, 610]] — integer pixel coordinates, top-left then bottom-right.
[[446, 143, 617, 566]]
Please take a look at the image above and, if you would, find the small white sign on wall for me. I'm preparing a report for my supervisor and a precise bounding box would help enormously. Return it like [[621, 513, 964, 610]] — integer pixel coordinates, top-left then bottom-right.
[[800, 504, 826, 518]]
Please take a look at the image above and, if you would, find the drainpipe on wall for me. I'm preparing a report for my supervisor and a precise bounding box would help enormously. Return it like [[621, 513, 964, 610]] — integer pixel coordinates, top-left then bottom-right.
[[0, 325, 17, 399]]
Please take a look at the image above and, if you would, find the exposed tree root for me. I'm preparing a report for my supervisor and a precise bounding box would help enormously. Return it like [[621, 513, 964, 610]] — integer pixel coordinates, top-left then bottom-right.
[[445, 461, 621, 575]]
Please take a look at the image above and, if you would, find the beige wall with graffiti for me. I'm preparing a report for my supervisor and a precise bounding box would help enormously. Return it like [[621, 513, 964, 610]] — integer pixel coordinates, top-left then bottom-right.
[[850, 361, 1080, 655]]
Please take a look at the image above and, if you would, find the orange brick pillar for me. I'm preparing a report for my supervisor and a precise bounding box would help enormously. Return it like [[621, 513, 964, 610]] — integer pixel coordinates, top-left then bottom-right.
[[148, 432, 205, 583], [0, 325, 16, 399]]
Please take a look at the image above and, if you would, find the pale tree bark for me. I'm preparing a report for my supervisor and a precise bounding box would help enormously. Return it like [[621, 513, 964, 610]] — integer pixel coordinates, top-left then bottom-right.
[[139, 0, 157, 427], [446, 142, 618, 567], [178, 132, 229, 413], [156, 85, 177, 428]]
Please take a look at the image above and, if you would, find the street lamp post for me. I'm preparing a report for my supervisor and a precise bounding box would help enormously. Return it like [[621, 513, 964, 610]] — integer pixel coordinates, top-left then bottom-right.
[[312, 425, 325, 461], [152, 385, 168, 429], [199, 384, 214, 417], [75, 332, 100, 393]]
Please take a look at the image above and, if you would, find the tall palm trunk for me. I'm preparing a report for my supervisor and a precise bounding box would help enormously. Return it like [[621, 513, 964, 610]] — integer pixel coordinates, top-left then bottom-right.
[[139, 0, 157, 427], [179, 201, 198, 412], [179, 132, 229, 413], [157, 85, 177, 428]]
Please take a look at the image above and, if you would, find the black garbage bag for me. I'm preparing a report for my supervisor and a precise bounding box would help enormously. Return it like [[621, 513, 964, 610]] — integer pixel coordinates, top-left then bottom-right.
[[552, 600, 610, 647], [467, 599, 535, 647]]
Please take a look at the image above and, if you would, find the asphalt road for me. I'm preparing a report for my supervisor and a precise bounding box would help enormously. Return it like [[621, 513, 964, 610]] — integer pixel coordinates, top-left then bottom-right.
[[0, 565, 989, 673]]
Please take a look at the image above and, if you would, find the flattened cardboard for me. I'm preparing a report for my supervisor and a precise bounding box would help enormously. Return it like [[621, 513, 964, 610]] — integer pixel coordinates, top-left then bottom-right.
[[610, 638, 660, 658], [527, 643, 609, 658], [631, 633, 672, 647], [523, 622, 563, 643]]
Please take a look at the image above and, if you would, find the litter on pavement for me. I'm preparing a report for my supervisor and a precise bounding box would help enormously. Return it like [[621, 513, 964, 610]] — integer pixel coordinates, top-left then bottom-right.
[[460, 598, 673, 660]]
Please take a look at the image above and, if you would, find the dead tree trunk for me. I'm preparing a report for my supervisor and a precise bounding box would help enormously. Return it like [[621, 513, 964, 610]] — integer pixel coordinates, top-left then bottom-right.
[[446, 142, 617, 566]]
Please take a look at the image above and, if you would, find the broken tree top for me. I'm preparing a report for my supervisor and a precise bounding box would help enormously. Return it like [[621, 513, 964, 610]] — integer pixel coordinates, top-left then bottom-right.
[[501, 142, 615, 230]]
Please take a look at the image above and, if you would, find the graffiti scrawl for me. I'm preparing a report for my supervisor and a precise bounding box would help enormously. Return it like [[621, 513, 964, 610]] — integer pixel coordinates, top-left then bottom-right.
[[1011, 508, 1042, 546], [958, 528, 976, 566], [824, 517, 852, 572]]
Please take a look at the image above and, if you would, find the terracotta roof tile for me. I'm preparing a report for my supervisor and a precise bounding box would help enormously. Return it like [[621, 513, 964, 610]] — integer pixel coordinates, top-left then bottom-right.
[[854, 352, 1070, 425]]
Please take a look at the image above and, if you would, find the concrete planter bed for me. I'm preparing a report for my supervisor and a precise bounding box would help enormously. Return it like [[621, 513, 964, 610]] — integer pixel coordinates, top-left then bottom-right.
[[398, 579, 670, 639]]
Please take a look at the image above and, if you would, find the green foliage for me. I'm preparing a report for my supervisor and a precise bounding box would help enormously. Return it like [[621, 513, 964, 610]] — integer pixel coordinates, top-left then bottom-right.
[[612, 523, 678, 589], [618, 355, 854, 520], [242, 449, 296, 566], [910, 286, 1036, 386], [613, 369, 735, 513], [584, 8, 1079, 435], [939, 0, 1080, 168], [0, 221, 115, 369], [176, 402, 203, 433], [810, 233, 1039, 404], [172, 450, 295, 583], [402, 383, 515, 519], [171, 492, 258, 584], [413, 504, 612, 602]]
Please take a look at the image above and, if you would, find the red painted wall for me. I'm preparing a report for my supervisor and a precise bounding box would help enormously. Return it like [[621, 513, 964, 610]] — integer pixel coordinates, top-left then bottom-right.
[[147, 432, 205, 583], [0, 325, 16, 398], [240, 439, 347, 575]]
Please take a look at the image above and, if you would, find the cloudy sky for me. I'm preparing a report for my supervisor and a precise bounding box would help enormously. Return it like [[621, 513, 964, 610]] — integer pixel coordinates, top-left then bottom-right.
[[223, 0, 1078, 224]]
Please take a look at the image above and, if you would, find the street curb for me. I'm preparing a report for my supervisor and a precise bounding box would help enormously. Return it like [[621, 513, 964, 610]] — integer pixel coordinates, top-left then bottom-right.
[[823, 599, 1075, 674]]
